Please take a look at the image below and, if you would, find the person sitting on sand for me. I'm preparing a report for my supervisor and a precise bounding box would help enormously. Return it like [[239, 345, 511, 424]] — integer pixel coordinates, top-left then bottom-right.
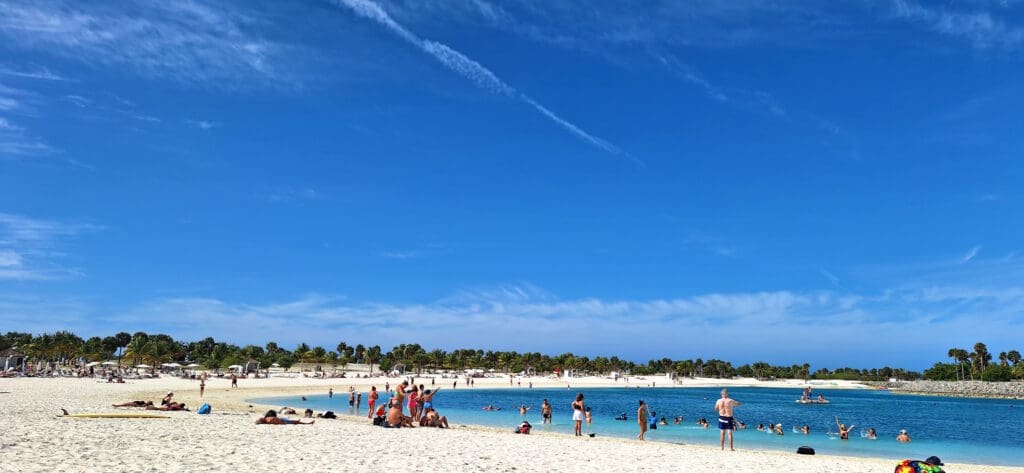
[[835, 416, 855, 440], [147, 402, 189, 411], [421, 407, 449, 428], [112, 400, 154, 408], [516, 420, 531, 434], [256, 409, 314, 425], [161, 392, 174, 406], [386, 403, 416, 428], [897, 429, 911, 443]]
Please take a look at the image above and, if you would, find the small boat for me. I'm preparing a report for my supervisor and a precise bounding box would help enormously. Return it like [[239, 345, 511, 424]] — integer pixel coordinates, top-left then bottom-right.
[[795, 399, 830, 404]]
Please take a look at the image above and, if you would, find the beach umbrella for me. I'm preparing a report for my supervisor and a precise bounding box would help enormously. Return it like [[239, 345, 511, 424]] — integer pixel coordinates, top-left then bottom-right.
[[227, 364, 242, 369], [85, 361, 101, 367], [135, 364, 152, 368], [102, 361, 118, 366], [271, 363, 280, 367], [185, 363, 200, 368], [165, 362, 181, 367]]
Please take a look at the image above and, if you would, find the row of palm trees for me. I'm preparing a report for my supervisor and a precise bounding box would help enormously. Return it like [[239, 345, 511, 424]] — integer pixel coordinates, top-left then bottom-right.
[[947, 343, 1022, 381], [2, 331, 1019, 381]]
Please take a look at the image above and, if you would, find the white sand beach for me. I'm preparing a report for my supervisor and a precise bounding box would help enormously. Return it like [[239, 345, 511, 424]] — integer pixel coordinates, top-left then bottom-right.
[[1, 374, 1021, 473]]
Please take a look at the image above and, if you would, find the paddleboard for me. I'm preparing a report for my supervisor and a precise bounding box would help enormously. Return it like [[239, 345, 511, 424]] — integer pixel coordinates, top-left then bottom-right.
[[63, 413, 170, 419]]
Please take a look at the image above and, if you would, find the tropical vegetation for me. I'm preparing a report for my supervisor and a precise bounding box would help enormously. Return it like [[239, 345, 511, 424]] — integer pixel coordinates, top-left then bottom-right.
[[2, 331, 1022, 381]]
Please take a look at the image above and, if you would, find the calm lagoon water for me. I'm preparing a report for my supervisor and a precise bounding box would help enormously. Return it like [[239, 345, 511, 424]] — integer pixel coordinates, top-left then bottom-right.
[[252, 385, 1024, 466]]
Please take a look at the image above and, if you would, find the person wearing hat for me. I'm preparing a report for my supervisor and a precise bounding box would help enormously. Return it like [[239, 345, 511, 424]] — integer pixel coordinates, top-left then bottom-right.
[[897, 429, 912, 443]]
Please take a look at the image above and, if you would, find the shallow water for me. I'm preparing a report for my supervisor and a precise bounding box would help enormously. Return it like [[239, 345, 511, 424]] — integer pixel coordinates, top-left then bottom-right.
[[252, 385, 1024, 466]]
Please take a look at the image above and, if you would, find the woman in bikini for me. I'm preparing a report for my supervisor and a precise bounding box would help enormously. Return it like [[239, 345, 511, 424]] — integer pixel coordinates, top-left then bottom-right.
[[418, 387, 441, 423], [571, 393, 585, 437], [835, 416, 855, 440]]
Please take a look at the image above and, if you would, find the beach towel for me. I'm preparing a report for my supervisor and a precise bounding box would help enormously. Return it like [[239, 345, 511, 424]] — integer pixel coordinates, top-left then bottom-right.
[[197, 403, 211, 415], [894, 460, 944, 473]]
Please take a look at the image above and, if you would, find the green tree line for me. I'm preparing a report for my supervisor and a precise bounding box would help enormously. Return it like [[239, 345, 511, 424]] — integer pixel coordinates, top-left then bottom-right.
[[2, 331, 1021, 381]]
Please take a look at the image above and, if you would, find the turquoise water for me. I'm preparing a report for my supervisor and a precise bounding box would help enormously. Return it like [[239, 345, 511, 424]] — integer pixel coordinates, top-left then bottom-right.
[[251, 386, 1024, 466]]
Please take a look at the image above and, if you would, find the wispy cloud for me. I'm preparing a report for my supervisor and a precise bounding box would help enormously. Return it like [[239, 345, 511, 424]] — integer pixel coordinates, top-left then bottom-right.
[[0, 212, 100, 280], [0, 115, 57, 158], [891, 0, 1024, 49], [0, 65, 71, 81], [959, 245, 982, 264], [655, 53, 787, 118], [25, 279, 1012, 367], [186, 119, 221, 130], [379, 250, 419, 259], [333, 0, 634, 164], [820, 268, 841, 287], [0, 0, 289, 87], [264, 187, 321, 203]]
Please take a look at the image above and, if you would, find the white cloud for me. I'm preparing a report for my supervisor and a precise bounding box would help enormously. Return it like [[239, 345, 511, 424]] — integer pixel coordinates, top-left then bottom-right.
[[0, 213, 100, 280], [187, 119, 221, 130], [333, 0, 633, 163], [959, 245, 982, 264], [891, 0, 1024, 49], [0, 65, 70, 81], [0, 0, 290, 87], [52, 281, 1016, 367], [380, 251, 418, 259]]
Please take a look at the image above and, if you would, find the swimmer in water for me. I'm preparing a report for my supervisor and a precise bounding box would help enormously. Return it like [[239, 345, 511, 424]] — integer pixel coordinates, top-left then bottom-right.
[[835, 416, 855, 440], [519, 404, 531, 416]]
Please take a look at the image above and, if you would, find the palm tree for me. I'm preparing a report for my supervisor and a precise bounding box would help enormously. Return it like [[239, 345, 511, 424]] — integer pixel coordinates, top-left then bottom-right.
[[123, 337, 148, 368], [365, 345, 382, 376], [972, 342, 991, 379], [1008, 350, 1022, 366], [998, 352, 1009, 367]]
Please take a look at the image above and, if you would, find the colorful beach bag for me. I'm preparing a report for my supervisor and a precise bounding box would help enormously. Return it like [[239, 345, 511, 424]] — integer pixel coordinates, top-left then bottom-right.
[[197, 403, 211, 415], [894, 460, 944, 473]]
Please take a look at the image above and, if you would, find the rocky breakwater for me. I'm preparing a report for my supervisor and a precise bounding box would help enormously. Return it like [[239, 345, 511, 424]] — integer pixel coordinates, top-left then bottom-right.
[[875, 380, 1024, 399]]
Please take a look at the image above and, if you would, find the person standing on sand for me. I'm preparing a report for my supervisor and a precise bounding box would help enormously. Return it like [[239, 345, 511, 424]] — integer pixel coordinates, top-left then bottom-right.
[[715, 389, 741, 451], [230, 373, 238, 388], [637, 400, 648, 440], [199, 379, 205, 398], [571, 393, 585, 437], [367, 386, 378, 419]]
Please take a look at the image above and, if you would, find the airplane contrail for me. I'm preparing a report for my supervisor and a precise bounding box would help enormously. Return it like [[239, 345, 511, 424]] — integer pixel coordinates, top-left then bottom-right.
[[333, 0, 637, 164]]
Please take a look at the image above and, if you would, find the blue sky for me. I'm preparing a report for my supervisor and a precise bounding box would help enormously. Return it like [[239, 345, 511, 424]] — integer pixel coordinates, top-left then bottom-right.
[[1, 0, 1022, 369]]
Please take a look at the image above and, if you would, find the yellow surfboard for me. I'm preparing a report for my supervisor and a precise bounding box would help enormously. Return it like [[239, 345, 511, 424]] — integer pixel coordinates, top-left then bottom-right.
[[63, 413, 170, 419]]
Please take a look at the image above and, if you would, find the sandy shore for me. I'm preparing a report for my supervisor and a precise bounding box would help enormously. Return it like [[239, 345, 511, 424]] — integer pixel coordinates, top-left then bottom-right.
[[1, 374, 1019, 473]]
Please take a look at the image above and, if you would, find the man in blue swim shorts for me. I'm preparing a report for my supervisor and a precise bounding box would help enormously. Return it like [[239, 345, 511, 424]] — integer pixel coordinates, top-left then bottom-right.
[[714, 388, 742, 451]]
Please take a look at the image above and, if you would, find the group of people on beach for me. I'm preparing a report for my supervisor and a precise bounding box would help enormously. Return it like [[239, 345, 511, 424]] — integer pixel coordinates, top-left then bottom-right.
[[110, 391, 190, 411]]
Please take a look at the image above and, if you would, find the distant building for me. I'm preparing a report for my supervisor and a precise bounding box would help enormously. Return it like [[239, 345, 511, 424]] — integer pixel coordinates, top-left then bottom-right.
[[1, 348, 27, 372]]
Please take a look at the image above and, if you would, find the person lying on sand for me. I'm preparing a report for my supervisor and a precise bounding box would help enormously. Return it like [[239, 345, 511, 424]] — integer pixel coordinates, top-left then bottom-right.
[[256, 409, 314, 425], [146, 402, 189, 411], [112, 400, 154, 408], [420, 407, 449, 428]]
